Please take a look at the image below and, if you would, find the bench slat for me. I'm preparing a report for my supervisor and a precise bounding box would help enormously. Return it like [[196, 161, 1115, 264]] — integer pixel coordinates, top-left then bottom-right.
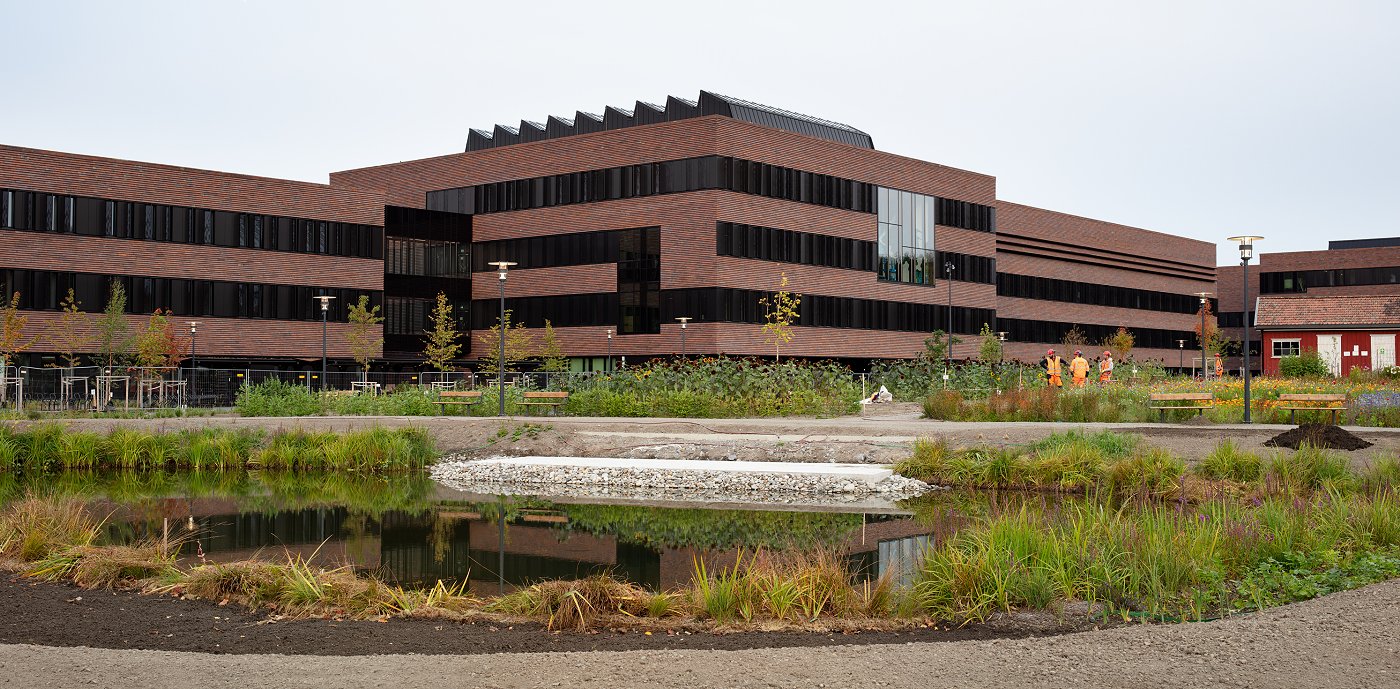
[[1277, 394, 1346, 402], [439, 391, 483, 398], [523, 392, 570, 399], [1149, 393, 1215, 401]]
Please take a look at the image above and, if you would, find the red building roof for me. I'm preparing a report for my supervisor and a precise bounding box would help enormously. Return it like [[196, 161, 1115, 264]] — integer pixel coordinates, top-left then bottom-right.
[[1255, 295, 1400, 329]]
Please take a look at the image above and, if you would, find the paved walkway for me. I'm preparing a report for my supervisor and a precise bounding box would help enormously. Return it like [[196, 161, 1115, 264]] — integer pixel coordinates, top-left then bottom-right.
[[3, 578, 1397, 688]]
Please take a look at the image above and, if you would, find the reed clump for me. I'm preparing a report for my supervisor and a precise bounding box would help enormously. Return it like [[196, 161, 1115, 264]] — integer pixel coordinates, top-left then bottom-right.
[[0, 425, 435, 473]]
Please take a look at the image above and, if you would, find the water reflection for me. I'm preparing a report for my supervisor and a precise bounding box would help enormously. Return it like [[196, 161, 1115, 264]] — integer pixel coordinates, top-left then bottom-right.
[[4, 471, 1073, 592]]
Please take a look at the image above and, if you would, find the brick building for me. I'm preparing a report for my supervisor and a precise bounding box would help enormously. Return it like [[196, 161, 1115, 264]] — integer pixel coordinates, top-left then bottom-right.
[[1254, 295, 1400, 376], [3, 91, 1216, 370], [1218, 238, 1400, 374]]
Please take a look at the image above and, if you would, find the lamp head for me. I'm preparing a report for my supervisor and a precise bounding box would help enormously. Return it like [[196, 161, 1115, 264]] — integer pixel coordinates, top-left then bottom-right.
[[996, 331, 1007, 342], [314, 295, 335, 311], [1227, 235, 1264, 262], [188, 321, 199, 334], [488, 261, 517, 280], [606, 329, 612, 339], [1195, 292, 1214, 304], [676, 316, 691, 329]]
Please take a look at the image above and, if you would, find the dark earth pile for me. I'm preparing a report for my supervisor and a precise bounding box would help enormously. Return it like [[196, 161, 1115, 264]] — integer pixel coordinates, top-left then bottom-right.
[[1264, 424, 1373, 451]]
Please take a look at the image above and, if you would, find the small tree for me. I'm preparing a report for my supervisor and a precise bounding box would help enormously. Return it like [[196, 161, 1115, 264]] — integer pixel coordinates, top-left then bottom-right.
[[420, 292, 463, 372], [133, 309, 188, 373], [95, 280, 134, 371], [1061, 325, 1090, 353], [345, 295, 384, 380], [1102, 327, 1135, 362], [46, 288, 89, 370], [921, 329, 962, 368], [474, 309, 538, 373], [538, 319, 569, 372], [1194, 300, 1220, 354], [759, 272, 801, 362], [0, 292, 37, 401], [977, 323, 1003, 363]]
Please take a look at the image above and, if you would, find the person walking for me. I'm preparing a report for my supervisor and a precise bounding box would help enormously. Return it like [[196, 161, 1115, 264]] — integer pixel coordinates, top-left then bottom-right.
[[1070, 350, 1090, 387], [1043, 349, 1064, 389], [1098, 351, 1114, 384], [1214, 352, 1224, 379]]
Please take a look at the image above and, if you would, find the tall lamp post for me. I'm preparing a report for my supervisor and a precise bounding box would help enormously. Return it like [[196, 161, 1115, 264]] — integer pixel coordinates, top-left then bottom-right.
[[676, 317, 691, 359], [943, 261, 956, 378], [1194, 292, 1213, 381], [488, 261, 517, 417], [187, 322, 198, 403], [1228, 235, 1264, 423], [1177, 339, 1185, 373], [313, 296, 335, 391], [605, 329, 613, 374]]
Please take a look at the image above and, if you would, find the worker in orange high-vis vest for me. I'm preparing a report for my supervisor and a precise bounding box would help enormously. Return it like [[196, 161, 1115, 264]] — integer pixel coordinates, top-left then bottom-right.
[[1043, 349, 1064, 388], [1098, 351, 1114, 384], [1214, 352, 1224, 379], [1070, 350, 1090, 387]]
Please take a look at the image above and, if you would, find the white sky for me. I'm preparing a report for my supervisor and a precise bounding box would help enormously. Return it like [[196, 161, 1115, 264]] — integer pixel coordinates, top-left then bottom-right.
[[3, 0, 1396, 265]]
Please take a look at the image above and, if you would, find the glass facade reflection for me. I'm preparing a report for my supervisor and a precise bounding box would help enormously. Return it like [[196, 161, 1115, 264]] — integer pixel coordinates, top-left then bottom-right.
[[877, 187, 936, 285]]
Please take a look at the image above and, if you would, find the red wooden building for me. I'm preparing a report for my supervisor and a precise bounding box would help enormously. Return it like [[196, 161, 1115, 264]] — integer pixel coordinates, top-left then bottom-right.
[[1254, 295, 1400, 377]]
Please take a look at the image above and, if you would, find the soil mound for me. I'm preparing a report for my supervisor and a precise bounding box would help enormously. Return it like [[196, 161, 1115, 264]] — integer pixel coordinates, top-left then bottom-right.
[[1264, 424, 1373, 451]]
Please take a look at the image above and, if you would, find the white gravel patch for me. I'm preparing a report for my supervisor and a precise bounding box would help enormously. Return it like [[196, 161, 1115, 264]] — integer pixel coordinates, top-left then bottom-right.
[[430, 454, 932, 503]]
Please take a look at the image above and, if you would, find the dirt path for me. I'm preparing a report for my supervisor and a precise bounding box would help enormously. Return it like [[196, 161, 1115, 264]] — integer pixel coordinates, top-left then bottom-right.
[[11, 409, 1400, 464], [2, 578, 1397, 688]]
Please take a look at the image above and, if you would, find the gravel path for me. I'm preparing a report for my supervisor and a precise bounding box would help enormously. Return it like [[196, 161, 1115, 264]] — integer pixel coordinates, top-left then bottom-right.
[[3, 579, 1396, 689]]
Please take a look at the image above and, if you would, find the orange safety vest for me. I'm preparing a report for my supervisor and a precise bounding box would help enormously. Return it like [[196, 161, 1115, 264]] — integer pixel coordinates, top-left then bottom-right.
[[1070, 357, 1090, 378], [1044, 356, 1062, 376]]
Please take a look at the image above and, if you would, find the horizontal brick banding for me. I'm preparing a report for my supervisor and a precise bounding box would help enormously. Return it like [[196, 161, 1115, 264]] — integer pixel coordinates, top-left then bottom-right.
[[471, 264, 617, 299], [996, 201, 1215, 280], [14, 312, 376, 359], [0, 230, 383, 291], [997, 296, 1201, 333], [330, 117, 995, 210], [1260, 246, 1400, 272], [0, 145, 385, 226]]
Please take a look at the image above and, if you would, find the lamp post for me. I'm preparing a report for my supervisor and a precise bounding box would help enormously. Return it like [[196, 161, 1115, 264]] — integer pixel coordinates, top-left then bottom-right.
[[676, 317, 691, 359], [996, 331, 1007, 362], [1194, 292, 1213, 381], [488, 261, 517, 417], [1228, 235, 1264, 423], [605, 329, 613, 373], [944, 261, 956, 377], [1177, 339, 1185, 373], [313, 296, 335, 391], [187, 322, 198, 404]]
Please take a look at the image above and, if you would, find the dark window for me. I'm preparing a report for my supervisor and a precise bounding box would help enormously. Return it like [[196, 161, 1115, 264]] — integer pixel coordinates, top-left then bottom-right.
[[996, 272, 1204, 314]]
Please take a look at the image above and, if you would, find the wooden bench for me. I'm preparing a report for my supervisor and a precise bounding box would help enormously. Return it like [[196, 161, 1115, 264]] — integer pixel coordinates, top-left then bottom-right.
[[1277, 393, 1347, 424], [435, 390, 483, 413], [1148, 392, 1215, 421], [521, 391, 569, 415]]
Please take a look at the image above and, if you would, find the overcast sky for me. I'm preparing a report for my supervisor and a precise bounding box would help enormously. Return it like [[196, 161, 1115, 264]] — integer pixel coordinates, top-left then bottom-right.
[[4, 0, 1396, 265]]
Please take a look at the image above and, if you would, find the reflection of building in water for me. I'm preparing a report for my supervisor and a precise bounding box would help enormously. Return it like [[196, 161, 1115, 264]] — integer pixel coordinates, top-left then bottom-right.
[[106, 499, 945, 592]]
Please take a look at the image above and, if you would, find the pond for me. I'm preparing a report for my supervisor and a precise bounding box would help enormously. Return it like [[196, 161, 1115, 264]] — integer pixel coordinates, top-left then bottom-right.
[[0, 470, 1059, 594]]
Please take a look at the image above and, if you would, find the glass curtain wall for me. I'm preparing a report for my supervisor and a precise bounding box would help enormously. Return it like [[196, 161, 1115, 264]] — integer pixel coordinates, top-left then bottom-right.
[[877, 187, 936, 285]]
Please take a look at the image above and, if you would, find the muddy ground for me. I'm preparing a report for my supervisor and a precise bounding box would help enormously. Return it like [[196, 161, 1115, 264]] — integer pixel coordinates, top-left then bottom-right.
[[11, 405, 1400, 466], [0, 576, 1086, 656], [1, 575, 1396, 688]]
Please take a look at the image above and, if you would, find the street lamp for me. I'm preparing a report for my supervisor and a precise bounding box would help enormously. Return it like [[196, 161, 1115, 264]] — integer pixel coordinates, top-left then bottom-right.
[[1228, 235, 1264, 423], [606, 329, 613, 374], [313, 296, 335, 391], [187, 322, 198, 404], [1177, 339, 1185, 373], [488, 261, 517, 417], [944, 261, 956, 377], [1194, 292, 1213, 381], [676, 317, 691, 358]]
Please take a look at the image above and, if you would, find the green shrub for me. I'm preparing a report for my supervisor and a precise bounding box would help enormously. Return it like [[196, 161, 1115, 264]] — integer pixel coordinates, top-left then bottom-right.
[[1267, 445, 1354, 492], [893, 438, 954, 484], [1029, 429, 1139, 459], [1278, 351, 1332, 378], [1105, 448, 1186, 496], [1362, 454, 1400, 494], [1197, 440, 1264, 482], [921, 391, 964, 420], [235, 379, 325, 417]]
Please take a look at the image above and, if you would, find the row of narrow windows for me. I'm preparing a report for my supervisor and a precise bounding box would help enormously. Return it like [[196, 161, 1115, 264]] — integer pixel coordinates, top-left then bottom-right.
[[0, 189, 384, 259], [425, 156, 997, 233], [715, 222, 996, 284], [0, 267, 378, 321]]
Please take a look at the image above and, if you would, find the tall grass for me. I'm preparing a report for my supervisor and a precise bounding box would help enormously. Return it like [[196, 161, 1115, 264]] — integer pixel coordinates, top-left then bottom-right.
[[914, 492, 1400, 622], [0, 426, 435, 473], [1198, 440, 1264, 482]]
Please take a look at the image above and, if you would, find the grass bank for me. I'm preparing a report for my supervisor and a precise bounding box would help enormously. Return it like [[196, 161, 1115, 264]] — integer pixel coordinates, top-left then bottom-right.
[[0, 424, 436, 473], [893, 430, 1398, 499]]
